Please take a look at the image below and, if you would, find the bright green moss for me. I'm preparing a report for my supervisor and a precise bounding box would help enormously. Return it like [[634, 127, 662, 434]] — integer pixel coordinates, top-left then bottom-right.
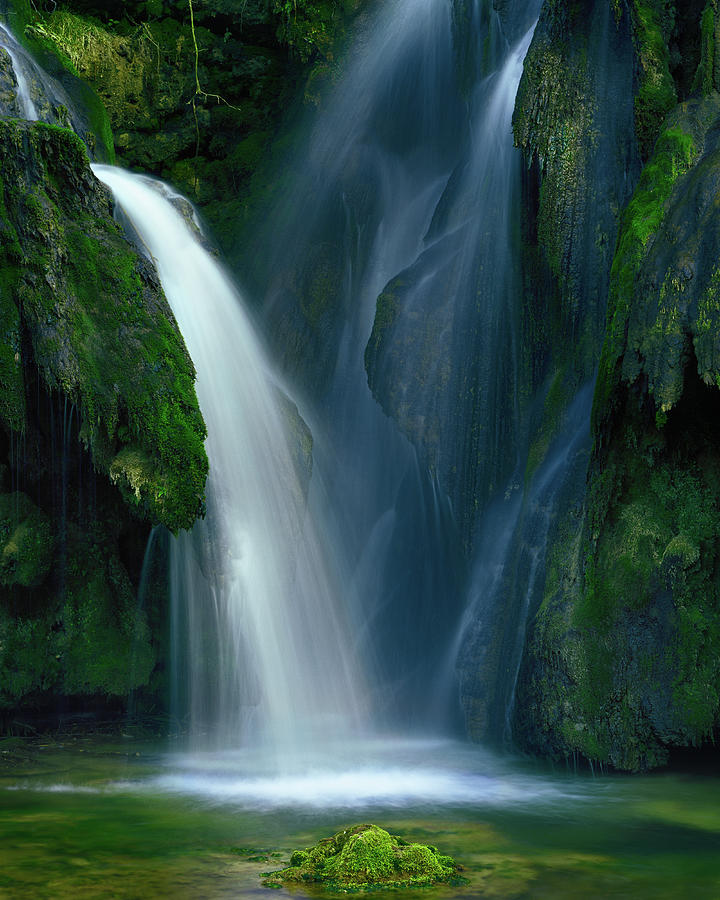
[[263, 824, 463, 890], [593, 124, 698, 428], [0, 119, 207, 533], [630, 1, 677, 160]]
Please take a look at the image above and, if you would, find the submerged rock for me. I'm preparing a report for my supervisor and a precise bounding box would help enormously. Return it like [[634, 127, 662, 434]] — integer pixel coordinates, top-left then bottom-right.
[[262, 824, 464, 891]]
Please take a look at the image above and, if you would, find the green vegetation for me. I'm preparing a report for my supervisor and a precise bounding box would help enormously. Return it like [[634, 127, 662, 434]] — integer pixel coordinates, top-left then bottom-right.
[[0, 519, 155, 707], [0, 119, 207, 532], [695, 2, 717, 94], [2, 0, 116, 161], [60, 524, 155, 697], [524, 438, 720, 770], [630, 1, 677, 159], [518, 94, 720, 772], [23, 0, 364, 264], [263, 824, 464, 890], [0, 493, 53, 589], [593, 120, 699, 429], [273, 0, 351, 64], [0, 117, 201, 710]]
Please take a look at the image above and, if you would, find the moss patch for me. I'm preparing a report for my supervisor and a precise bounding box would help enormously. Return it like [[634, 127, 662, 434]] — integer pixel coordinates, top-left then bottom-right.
[[593, 95, 720, 432], [630, 1, 677, 160], [0, 119, 207, 532], [263, 824, 464, 891], [0, 493, 53, 589], [0, 519, 156, 708]]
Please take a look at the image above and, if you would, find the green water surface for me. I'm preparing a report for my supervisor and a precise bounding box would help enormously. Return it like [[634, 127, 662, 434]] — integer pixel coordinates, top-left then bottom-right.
[[1, 738, 719, 898]]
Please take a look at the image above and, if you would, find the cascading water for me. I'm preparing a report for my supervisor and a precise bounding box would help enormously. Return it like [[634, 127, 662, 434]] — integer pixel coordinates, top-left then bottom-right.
[[0, 23, 38, 119], [92, 166, 367, 754], [245, 0, 478, 728], [0, 20, 95, 137], [2, 0, 582, 767], [244, 0, 545, 732]]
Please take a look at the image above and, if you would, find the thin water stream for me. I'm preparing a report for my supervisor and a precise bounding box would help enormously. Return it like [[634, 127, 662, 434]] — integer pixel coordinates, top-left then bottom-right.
[[0, 23, 38, 119]]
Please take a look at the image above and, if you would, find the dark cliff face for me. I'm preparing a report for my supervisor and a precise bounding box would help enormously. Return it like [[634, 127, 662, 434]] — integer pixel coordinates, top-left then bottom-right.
[[0, 117, 207, 717], [513, 0, 640, 384], [451, 0, 641, 743], [512, 2, 720, 771]]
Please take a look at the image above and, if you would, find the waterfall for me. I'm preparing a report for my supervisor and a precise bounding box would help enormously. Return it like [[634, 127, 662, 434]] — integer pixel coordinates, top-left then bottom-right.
[[0, 23, 38, 119], [0, 21, 90, 134], [91, 166, 367, 752], [244, 0, 544, 730], [1, 0, 589, 757]]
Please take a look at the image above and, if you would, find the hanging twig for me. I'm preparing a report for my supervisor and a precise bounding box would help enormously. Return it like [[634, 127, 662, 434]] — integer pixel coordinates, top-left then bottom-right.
[[187, 0, 241, 188]]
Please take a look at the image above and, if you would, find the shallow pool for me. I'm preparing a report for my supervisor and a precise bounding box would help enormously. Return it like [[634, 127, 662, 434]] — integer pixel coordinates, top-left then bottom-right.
[[2, 736, 719, 898]]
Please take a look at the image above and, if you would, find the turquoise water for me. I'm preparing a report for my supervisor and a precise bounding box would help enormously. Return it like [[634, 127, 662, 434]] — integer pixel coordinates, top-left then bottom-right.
[[1, 736, 719, 898]]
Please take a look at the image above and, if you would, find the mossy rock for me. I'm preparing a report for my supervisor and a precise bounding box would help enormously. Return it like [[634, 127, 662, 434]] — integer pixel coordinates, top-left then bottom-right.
[[0, 118, 207, 532], [515, 96, 720, 772], [0, 492, 53, 588], [263, 824, 464, 891], [0, 518, 156, 707]]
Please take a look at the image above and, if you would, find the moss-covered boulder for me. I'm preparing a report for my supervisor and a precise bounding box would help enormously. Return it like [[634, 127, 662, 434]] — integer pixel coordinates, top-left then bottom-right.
[[0, 118, 207, 532], [263, 824, 463, 891]]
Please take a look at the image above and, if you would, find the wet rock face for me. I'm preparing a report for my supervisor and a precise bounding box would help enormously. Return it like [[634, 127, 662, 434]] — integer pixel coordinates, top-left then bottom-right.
[[0, 118, 206, 713], [513, 0, 640, 377], [0, 118, 207, 533], [0, 46, 22, 117], [618, 98, 720, 410], [514, 96, 720, 772]]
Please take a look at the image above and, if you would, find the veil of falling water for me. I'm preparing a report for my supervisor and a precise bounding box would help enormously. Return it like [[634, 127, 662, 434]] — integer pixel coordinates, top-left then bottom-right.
[[246, 0, 545, 732], [92, 166, 368, 754], [92, 0, 546, 754]]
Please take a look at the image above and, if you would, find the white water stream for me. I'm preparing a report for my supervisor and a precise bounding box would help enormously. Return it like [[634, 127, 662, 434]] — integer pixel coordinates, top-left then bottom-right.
[[92, 166, 367, 754], [0, 23, 37, 119]]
